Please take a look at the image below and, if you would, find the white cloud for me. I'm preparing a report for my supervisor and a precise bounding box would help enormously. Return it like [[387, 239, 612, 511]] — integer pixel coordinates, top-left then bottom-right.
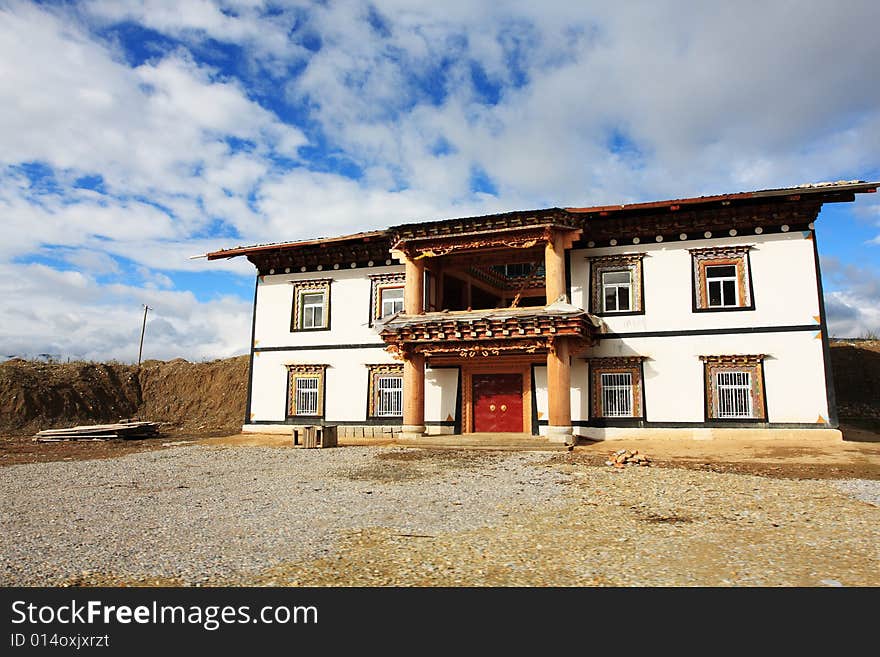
[[0, 263, 250, 361], [1, 0, 879, 359], [821, 257, 880, 338]]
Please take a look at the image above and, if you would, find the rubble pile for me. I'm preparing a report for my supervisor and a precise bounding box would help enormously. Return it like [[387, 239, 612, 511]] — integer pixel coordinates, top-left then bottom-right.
[[605, 449, 651, 468]]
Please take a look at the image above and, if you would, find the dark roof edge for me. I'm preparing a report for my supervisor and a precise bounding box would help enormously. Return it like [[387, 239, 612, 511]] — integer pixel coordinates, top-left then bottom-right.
[[565, 180, 877, 214], [204, 181, 877, 260]]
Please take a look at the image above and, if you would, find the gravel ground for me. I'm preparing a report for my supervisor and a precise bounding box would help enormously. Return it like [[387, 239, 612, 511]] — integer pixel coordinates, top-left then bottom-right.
[[0, 446, 571, 586], [833, 479, 880, 507], [1, 445, 878, 586]]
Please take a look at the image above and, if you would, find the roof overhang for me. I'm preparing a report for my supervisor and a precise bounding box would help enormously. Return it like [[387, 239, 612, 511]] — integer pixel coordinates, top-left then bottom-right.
[[200, 181, 877, 271], [565, 180, 877, 217]]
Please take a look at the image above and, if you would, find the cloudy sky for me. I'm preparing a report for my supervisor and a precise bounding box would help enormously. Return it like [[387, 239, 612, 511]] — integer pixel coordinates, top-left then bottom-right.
[[1, 0, 879, 361]]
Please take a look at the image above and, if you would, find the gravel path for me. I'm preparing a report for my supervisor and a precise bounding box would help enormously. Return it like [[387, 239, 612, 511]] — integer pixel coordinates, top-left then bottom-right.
[[1, 445, 877, 586]]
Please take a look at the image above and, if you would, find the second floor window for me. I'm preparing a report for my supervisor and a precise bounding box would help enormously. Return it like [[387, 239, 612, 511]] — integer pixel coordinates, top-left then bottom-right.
[[705, 265, 738, 307], [690, 246, 753, 312], [301, 292, 326, 328], [369, 273, 406, 325], [602, 270, 632, 312], [380, 286, 404, 318], [589, 254, 644, 315], [291, 279, 331, 331]]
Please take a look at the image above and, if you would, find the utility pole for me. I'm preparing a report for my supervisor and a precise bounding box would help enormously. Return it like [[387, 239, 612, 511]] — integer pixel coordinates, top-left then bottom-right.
[[137, 304, 151, 367]]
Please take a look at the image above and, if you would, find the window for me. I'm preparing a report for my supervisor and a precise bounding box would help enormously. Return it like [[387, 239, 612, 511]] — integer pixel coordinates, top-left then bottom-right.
[[690, 246, 753, 311], [589, 254, 644, 315], [369, 273, 406, 325], [291, 279, 331, 331], [705, 265, 738, 307], [701, 355, 766, 421], [294, 377, 320, 415], [602, 270, 632, 312], [380, 286, 404, 318], [287, 365, 327, 417], [715, 371, 752, 418], [301, 292, 325, 328], [600, 372, 633, 417], [492, 263, 533, 278], [367, 364, 404, 418], [375, 376, 403, 416], [589, 357, 645, 419]]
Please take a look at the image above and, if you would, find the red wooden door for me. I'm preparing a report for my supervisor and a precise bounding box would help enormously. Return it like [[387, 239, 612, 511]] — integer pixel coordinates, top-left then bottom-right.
[[473, 373, 523, 432]]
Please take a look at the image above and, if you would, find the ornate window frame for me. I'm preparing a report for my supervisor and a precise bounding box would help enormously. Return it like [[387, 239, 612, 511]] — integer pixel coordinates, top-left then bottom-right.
[[700, 355, 767, 422], [366, 363, 404, 419], [588, 356, 646, 420], [291, 279, 332, 331], [690, 246, 754, 312], [286, 364, 327, 418], [368, 273, 406, 326], [588, 254, 645, 316]]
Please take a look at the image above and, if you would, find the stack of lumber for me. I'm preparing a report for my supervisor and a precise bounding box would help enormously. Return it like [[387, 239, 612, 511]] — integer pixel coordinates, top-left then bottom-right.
[[34, 421, 160, 442]]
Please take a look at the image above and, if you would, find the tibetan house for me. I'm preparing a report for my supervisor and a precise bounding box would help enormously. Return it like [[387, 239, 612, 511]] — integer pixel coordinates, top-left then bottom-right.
[[206, 180, 877, 443]]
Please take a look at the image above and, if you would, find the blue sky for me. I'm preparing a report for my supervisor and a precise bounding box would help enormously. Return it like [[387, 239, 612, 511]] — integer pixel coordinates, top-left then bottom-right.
[[1, 0, 879, 361]]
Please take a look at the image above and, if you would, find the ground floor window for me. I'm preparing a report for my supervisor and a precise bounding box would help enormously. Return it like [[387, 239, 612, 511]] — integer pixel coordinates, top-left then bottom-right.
[[589, 356, 645, 419], [600, 372, 633, 417], [701, 355, 766, 420], [376, 375, 403, 416], [714, 371, 752, 418], [287, 364, 327, 417], [367, 364, 404, 418]]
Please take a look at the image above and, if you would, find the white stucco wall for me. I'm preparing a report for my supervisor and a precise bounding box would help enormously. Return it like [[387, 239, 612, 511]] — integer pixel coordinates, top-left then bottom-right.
[[569, 231, 822, 333], [254, 265, 404, 349], [581, 330, 828, 425], [245, 229, 831, 436]]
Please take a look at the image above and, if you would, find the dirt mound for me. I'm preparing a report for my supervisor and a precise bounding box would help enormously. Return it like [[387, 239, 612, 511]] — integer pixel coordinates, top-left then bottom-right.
[[830, 340, 880, 420], [0, 356, 249, 436], [137, 356, 249, 434], [0, 360, 140, 436]]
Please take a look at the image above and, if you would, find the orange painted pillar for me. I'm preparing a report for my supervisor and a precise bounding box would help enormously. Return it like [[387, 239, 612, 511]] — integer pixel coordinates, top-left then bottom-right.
[[402, 352, 426, 436], [401, 254, 426, 437], [545, 230, 566, 304], [404, 256, 425, 315], [546, 339, 573, 444]]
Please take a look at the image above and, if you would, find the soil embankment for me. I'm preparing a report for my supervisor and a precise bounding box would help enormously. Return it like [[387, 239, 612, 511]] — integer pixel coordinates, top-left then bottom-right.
[[0, 356, 248, 436]]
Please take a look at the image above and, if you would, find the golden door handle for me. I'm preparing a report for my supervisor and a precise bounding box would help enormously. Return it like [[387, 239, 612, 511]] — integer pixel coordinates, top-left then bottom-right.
[[489, 404, 496, 412], [501, 404, 507, 412]]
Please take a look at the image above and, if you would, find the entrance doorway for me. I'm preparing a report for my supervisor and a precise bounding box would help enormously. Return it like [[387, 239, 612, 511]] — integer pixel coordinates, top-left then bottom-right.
[[472, 373, 524, 432]]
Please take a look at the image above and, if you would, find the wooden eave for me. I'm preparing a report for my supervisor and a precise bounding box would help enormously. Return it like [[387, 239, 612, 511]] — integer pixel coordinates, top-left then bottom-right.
[[572, 199, 824, 246], [202, 182, 877, 272]]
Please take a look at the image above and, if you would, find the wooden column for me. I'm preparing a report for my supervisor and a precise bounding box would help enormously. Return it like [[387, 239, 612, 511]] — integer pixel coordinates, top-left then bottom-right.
[[402, 352, 426, 436], [546, 338, 573, 444], [404, 256, 425, 315], [545, 230, 566, 304]]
